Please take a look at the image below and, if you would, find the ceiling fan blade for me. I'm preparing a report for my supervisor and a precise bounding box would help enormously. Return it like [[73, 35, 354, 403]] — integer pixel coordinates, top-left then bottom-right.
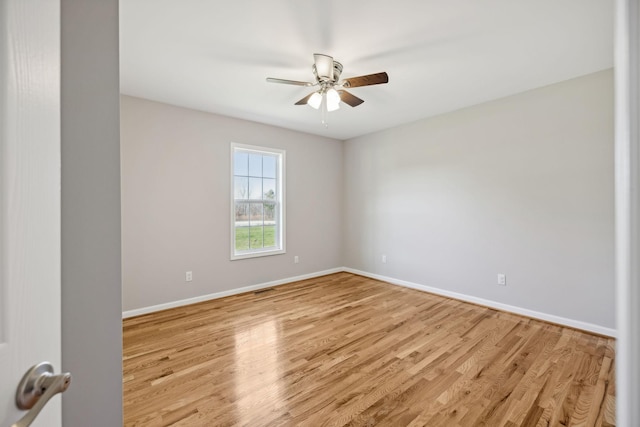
[[294, 93, 314, 105], [338, 90, 364, 107], [266, 77, 314, 87], [342, 72, 389, 88], [313, 53, 334, 80]]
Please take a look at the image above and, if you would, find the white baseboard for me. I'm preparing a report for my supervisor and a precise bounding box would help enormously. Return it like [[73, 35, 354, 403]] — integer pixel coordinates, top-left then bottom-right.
[[122, 267, 344, 319], [123, 266, 617, 338], [343, 267, 617, 338]]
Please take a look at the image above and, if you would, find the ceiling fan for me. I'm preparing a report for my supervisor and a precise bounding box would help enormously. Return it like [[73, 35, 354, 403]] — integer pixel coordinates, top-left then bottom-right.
[[266, 54, 389, 126]]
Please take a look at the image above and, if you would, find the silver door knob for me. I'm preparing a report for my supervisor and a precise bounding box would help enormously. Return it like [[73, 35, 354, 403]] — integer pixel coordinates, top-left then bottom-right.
[[12, 362, 71, 427]]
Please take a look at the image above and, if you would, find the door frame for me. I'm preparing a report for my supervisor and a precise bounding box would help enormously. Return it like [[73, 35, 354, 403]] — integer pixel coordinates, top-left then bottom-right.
[[614, 0, 640, 425], [60, 0, 122, 425]]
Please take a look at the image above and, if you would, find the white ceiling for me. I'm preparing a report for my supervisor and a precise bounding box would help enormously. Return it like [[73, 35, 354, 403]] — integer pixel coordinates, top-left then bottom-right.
[[119, 0, 613, 140]]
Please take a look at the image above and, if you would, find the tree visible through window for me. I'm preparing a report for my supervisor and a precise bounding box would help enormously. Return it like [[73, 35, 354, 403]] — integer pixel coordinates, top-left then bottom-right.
[[231, 144, 285, 259]]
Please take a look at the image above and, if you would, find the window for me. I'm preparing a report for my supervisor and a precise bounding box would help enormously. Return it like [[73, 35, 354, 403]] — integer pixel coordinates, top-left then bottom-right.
[[231, 143, 285, 259]]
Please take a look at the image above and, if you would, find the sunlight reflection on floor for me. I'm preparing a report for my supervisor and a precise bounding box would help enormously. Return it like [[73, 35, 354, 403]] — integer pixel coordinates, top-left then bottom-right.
[[233, 318, 284, 425]]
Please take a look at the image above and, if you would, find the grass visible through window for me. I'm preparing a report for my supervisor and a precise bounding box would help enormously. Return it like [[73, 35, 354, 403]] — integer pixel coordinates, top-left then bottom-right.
[[235, 225, 276, 251]]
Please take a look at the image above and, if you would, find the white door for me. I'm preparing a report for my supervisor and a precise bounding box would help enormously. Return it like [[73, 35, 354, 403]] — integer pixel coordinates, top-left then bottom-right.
[[0, 0, 62, 426]]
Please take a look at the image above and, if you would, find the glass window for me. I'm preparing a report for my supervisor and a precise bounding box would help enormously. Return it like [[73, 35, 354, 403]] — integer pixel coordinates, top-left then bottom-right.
[[231, 143, 285, 260]]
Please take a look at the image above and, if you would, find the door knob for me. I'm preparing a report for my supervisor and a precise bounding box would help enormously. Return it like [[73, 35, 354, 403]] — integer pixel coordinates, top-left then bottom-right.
[[12, 362, 71, 427]]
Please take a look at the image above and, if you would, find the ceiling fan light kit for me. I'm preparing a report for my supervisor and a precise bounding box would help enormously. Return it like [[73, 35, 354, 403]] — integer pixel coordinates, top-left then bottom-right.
[[267, 53, 389, 127]]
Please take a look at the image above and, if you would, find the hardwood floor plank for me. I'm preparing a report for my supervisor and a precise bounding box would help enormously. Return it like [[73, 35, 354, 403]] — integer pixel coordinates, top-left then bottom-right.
[[123, 272, 616, 426]]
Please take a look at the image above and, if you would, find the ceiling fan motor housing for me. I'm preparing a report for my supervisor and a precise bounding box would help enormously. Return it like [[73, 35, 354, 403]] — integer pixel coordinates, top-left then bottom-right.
[[313, 61, 343, 84]]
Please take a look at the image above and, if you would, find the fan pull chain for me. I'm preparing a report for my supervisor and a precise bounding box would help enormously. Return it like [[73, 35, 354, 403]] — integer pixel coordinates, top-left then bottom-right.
[[321, 95, 329, 128]]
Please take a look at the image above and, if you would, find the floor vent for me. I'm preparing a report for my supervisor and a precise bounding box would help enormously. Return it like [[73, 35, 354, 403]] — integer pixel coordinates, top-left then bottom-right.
[[254, 288, 275, 295]]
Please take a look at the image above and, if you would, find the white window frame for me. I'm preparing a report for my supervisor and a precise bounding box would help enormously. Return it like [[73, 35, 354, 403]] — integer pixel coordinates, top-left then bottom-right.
[[230, 142, 286, 260]]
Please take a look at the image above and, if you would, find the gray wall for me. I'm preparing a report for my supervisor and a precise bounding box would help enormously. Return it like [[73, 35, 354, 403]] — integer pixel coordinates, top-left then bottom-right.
[[61, 0, 122, 425], [343, 70, 615, 328], [121, 70, 614, 331], [120, 96, 343, 311]]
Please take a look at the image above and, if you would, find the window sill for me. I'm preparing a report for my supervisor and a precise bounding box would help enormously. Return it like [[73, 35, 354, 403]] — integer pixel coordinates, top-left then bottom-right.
[[230, 248, 286, 261]]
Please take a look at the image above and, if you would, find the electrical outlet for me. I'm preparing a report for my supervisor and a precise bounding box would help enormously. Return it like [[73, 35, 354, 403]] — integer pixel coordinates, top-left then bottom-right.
[[186, 271, 193, 282], [382, 254, 387, 264], [294, 256, 299, 264], [497, 273, 506, 286]]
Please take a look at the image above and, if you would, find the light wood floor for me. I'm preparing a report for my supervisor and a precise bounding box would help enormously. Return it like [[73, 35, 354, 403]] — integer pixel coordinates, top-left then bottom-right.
[[123, 272, 616, 426]]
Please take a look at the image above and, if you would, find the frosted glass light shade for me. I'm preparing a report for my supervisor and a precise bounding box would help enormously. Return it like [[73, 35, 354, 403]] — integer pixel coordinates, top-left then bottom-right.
[[308, 92, 322, 109], [326, 88, 340, 111]]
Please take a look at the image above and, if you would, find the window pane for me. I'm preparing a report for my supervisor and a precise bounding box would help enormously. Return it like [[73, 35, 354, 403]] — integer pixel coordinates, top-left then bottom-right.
[[249, 153, 262, 177], [263, 178, 276, 200], [235, 202, 249, 224], [235, 201, 249, 251], [264, 202, 276, 223], [249, 203, 263, 226], [249, 177, 262, 199], [249, 226, 264, 249], [234, 152, 248, 176], [263, 224, 276, 248], [263, 155, 276, 178], [234, 176, 248, 200], [235, 226, 249, 251]]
